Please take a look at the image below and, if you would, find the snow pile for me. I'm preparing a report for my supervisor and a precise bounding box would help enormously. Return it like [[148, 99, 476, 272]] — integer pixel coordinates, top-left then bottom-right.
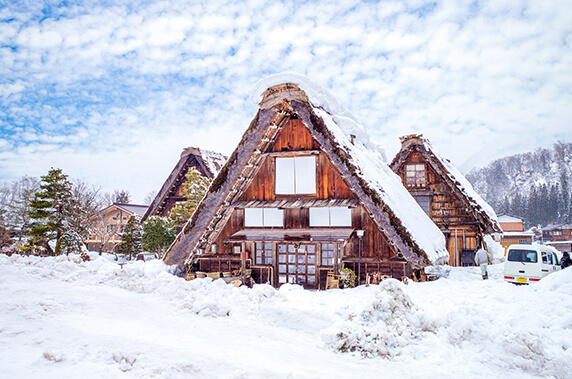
[[2, 255, 572, 378], [484, 234, 506, 261], [321, 280, 426, 357], [250, 73, 448, 265]]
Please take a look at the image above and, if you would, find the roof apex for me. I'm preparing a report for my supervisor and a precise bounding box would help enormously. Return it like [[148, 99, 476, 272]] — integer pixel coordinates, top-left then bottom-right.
[[399, 134, 426, 149], [259, 83, 309, 110]]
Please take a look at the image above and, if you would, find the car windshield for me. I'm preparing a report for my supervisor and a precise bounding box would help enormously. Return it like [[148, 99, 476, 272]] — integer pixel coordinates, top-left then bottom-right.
[[507, 249, 538, 263]]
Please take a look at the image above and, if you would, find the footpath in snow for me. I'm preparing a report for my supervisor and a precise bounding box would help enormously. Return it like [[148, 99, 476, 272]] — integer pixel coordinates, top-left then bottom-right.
[[1, 254, 571, 378]]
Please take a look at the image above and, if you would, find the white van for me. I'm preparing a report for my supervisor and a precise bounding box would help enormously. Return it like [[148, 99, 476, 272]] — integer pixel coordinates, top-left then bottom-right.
[[504, 244, 561, 284]]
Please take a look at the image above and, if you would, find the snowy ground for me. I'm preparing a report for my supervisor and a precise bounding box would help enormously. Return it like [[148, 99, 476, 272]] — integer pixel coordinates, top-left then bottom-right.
[[1, 254, 571, 379]]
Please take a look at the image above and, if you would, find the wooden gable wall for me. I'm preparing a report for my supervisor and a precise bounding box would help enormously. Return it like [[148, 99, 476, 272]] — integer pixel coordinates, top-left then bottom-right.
[[239, 118, 354, 201]]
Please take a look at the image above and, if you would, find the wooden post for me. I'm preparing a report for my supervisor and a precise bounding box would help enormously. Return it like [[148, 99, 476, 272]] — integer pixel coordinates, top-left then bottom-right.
[[241, 242, 246, 286]]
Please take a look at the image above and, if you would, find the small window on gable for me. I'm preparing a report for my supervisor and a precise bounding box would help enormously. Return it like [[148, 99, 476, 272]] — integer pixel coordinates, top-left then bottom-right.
[[310, 207, 351, 227], [244, 208, 284, 227], [406, 164, 425, 186], [275, 156, 316, 194], [413, 195, 431, 216]]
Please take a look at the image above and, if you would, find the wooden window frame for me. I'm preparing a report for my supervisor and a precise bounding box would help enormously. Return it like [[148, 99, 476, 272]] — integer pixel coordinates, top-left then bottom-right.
[[405, 163, 426, 187], [275, 155, 317, 195]]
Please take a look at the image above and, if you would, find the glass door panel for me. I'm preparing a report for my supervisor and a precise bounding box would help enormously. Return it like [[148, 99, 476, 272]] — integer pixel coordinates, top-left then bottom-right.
[[277, 243, 317, 288]]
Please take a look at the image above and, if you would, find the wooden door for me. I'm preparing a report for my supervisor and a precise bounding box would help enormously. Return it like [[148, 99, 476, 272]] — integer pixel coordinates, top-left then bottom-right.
[[277, 243, 317, 288]]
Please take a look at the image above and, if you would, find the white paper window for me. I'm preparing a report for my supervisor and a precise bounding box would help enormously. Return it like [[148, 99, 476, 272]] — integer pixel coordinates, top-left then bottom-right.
[[263, 208, 283, 227], [275, 156, 316, 194], [244, 208, 283, 227], [406, 164, 425, 185], [245, 208, 263, 227], [309, 207, 352, 227], [330, 207, 352, 226]]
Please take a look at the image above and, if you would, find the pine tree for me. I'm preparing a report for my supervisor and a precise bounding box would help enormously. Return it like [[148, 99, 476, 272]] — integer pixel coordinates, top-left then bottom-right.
[[142, 216, 176, 258], [526, 186, 539, 227], [55, 230, 83, 255], [27, 168, 74, 255], [170, 167, 212, 223], [118, 215, 143, 259]]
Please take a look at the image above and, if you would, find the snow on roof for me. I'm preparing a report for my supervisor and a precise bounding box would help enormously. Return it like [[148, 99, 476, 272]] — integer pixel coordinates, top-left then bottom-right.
[[197, 148, 227, 178], [251, 73, 388, 162], [434, 148, 500, 229], [501, 231, 534, 237], [251, 73, 448, 265], [114, 203, 149, 217], [498, 214, 525, 223], [393, 135, 501, 234]]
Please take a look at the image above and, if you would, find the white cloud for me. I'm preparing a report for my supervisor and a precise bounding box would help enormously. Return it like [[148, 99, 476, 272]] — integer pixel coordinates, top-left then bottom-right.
[[0, 0, 570, 201]]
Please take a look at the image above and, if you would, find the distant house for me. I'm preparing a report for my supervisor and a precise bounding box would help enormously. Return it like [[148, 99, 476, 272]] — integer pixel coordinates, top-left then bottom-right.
[[541, 224, 572, 253], [390, 134, 501, 266], [142, 147, 227, 223], [542, 224, 572, 242], [497, 214, 534, 253], [85, 203, 148, 252], [498, 214, 526, 232], [163, 79, 448, 289]]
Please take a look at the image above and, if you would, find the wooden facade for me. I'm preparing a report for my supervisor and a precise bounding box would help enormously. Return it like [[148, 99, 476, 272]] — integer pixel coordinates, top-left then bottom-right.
[[191, 117, 403, 289], [390, 135, 501, 267], [165, 83, 446, 289]]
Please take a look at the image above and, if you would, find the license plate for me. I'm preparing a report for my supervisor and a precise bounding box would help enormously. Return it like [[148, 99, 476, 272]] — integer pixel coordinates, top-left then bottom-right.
[[517, 277, 527, 283]]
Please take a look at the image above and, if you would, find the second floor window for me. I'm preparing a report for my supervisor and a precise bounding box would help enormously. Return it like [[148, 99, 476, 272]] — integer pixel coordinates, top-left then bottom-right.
[[309, 207, 352, 227], [244, 208, 284, 227], [275, 156, 316, 194], [406, 164, 425, 186]]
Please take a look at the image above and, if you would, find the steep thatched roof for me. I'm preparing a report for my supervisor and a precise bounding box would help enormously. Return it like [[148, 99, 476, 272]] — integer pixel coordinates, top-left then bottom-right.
[[164, 78, 448, 268], [390, 134, 501, 234], [142, 147, 226, 221]]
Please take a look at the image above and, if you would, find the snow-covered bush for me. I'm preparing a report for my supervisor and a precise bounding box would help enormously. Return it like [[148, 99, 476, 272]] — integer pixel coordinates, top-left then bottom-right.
[[321, 279, 427, 357]]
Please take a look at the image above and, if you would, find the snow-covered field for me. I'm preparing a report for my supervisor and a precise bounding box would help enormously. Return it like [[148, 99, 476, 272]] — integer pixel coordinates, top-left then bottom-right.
[[1, 254, 571, 379]]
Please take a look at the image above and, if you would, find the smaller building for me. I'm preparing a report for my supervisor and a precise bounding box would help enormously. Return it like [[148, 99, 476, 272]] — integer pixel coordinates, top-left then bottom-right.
[[390, 134, 501, 267], [542, 224, 572, 243], [497, 214, 534, 253], [143, 147, 227, 223], [498, 214, 525, 232], [85, 203, 148, 252]]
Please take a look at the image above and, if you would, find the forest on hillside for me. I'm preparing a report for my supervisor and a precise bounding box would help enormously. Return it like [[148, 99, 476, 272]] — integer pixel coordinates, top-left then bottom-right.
[[466, 141, 572, 228]]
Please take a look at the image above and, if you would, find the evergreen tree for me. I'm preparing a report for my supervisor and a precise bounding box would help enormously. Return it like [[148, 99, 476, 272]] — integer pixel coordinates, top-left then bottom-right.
[[55, 230, 83, 255], [526, 186, 539, 227], [560, 173, 570, 223], [170, 167, 212, 223], [118, 215, 143, 259], [547, 184, 559, 223], [27, 168, 74, 254], [538, 184, 549, 225], [511, 192, 523, 218], [142, 216, 176, 258]]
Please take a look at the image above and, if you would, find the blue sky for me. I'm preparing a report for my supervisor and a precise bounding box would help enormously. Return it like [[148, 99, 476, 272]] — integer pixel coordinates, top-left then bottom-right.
[[1, 0, 571, 202]]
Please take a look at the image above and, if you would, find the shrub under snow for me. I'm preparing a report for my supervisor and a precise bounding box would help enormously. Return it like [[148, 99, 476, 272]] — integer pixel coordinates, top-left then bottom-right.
[[321, 279, 427, 357]]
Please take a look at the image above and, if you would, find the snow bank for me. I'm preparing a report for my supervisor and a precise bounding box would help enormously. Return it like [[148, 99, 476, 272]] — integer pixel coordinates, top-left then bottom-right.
[[2, 255, 572, 378]]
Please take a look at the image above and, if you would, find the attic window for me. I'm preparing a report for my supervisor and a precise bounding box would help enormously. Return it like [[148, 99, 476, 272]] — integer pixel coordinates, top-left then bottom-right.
[[406, 164, 425, 186], [275, 156, 316, 194]]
